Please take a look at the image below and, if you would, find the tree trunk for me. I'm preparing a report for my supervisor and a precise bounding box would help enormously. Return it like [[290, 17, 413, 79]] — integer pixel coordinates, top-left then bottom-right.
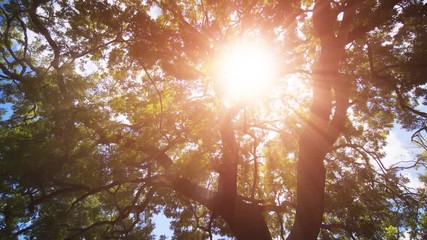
[[220, 200, 272, 240], [286, 71, 334, 240], [286, 125, 329, 240], [151, 103, 273, 239], [287, 1, 352, 238], [217, 106, 273, 239], [218, 106, 239, 214], [287, 48, 349, 239], [165, 176, 273, 239]]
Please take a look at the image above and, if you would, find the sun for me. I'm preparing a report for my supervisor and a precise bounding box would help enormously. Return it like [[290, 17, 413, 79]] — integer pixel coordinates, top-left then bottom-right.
[[216, 42, 278, 103]]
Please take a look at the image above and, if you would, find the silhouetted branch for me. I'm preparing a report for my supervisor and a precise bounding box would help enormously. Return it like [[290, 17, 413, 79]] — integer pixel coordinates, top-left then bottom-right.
[[321, 223, 356, 240], [347, 0, 401, 43]]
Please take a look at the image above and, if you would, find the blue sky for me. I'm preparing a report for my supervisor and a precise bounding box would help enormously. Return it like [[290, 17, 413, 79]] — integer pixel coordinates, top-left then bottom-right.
[[149, 125, 424, 240], [1, 3, 425, 237]]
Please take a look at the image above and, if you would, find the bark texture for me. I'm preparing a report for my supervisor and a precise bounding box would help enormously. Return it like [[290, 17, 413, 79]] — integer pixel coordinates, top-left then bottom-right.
[[287, 1, 351, 239], [144, 106, 273, 240], [217, 106, 273, 239], [144, 2, 401, 239]]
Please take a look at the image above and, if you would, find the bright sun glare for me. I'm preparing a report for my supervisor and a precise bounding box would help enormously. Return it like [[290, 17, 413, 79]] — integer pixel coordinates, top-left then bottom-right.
[[217, 42, 277, 103]]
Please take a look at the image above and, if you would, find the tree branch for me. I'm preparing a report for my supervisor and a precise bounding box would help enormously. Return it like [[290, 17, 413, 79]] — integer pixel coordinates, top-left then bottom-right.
[[347, 0, 401, 43]]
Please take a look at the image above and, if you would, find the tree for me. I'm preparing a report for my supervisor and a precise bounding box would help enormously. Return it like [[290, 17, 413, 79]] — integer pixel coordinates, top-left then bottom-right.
[[1, 0, 426, 239]]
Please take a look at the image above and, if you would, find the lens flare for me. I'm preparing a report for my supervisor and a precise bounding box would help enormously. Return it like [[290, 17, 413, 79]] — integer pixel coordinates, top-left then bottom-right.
[[217, 42, 278, 103]]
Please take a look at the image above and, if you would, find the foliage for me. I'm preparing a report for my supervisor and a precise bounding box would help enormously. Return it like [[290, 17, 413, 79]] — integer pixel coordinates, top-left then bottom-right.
[[0, 0, 426, 239]]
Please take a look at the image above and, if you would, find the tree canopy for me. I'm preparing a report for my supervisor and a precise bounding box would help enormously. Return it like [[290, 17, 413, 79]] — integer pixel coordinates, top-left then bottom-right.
[[1, 0, 426, 239]]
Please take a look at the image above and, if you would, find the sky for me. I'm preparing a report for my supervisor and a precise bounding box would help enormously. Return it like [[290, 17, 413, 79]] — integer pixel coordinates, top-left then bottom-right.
[[2, 3, 425, 238], [2, 106, 421, 239], [149, 126, 425, 240], [152, 214, 173, 239], [383, 128, 424, 240], [384, 126, 424, 189], [2, 27, 425, 237], [2, 101, 422, 240]]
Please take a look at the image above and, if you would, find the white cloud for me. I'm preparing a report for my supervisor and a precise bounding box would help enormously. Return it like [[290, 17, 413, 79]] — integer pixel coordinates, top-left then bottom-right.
[[26, 29, 37, 44], [401, 171, 423, 189], [111, 113, 130, 125], [384, 131, 412, 168], [384, 131, 423, 189], [402, 230, 410, 240]]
